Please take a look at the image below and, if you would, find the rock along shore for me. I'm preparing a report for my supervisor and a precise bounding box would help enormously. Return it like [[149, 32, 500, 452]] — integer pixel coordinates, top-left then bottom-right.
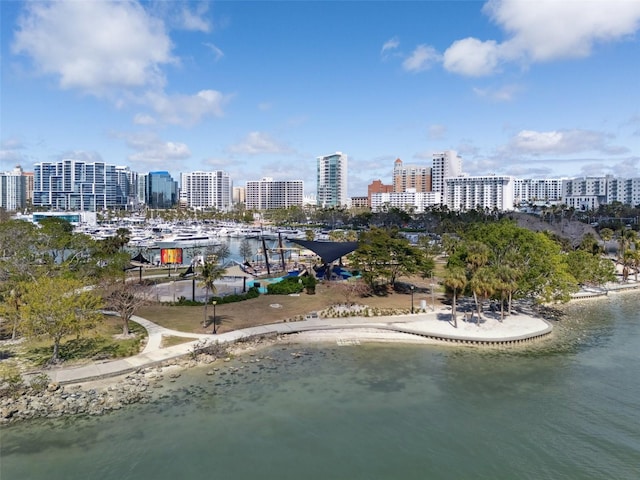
[[1, 337, 274, 425]]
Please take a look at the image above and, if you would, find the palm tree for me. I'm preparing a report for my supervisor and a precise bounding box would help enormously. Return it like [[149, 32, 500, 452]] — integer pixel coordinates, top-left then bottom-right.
[[464, 241, 491, 320], [465, 241, 490, 273], [494, 264, 518, 321], [469, 267, 496, 323], [443, 266, 467, 328], [621, 249, 635, 282], [617, 229, 636, 261], [600, 228, 614, 255], [199, 261, 226, 329]]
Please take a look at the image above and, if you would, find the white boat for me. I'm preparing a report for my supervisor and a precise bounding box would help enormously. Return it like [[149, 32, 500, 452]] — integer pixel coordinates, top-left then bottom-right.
[[155, 230, 222, 249], [228, 227, 263, 239]]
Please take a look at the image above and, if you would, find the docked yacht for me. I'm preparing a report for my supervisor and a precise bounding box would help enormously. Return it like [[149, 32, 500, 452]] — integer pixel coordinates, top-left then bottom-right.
[[155, 230, 222, 249]]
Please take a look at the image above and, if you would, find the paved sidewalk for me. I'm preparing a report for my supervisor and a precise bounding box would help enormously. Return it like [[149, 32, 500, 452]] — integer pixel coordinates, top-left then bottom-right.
[[40, 307, 551, 385]]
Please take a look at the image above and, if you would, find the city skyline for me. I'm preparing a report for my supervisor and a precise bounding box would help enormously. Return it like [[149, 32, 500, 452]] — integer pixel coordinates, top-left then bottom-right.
[[1, 0, 639, 197]]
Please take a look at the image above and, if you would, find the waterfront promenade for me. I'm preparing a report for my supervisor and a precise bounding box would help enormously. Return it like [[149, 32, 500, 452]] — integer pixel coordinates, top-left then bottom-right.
[[40, 308, 552, 385]]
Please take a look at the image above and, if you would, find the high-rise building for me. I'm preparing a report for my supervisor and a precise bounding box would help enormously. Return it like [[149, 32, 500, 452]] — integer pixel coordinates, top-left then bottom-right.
[[23, 171, 34, 204], [33, 159, 121, 211], [246, 177, 303, 210], [432, 150, 462, 195], [233, 186, 246, 205], [561, 176, 608, 211], [317, 152, 348, 208], [144, 171, 178, 209], [560, 175, 640, 210], [180, 171, 231, 211], [393, 158, 431, 193], [115, 166, 139, 210], [444, 175, 515, 212], [514, 178, 565, 204], [0, 165, 27, 211], [607, 177, 640, 207]]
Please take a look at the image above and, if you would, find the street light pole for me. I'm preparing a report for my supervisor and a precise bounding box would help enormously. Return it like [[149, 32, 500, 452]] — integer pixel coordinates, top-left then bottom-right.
[[410, 285, 415, 314], [212, 300, 218, 334]]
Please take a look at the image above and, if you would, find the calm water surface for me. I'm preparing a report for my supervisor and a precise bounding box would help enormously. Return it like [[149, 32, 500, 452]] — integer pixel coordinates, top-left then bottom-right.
[[2, 294, 639, 479]]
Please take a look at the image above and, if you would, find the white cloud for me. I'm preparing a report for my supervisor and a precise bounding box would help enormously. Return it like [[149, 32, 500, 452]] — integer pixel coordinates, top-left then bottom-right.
[[133, 114, 157, 126], [506, 129, 628, 156], [121, 132, 191, 167], [12, 0, 174, 95], [143, 89, 230, 126], [57, 150, 105, 163], [473, 83, 522, 101], [204, 43, 224, 62], [179, 5, 211, 33], [381, 37, 400, 57], [455, 140, 480, 158], [227, 132, 294, 155], [444, 0, 640, 76], [0, 149, 26, 166], [487, 0, 640, 62], [577, 157, 640, 178], [203, 157, 236, 169], [402, 44, 441, 72], [578, 157, 640, 177], [443, 38, 500, 76], [1, 138, 31, 167]]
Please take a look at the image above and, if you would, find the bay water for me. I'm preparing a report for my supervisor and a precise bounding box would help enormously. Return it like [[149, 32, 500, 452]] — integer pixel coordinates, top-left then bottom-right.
[[2, 294, 639, 479]]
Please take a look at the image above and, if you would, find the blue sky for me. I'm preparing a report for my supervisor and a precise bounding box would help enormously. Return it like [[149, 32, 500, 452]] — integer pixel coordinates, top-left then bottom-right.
[[2, 0, 639, 197]]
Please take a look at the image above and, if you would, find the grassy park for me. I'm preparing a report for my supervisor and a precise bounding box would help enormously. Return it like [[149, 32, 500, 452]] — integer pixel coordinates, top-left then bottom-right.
[[137, 276, 440, 335]]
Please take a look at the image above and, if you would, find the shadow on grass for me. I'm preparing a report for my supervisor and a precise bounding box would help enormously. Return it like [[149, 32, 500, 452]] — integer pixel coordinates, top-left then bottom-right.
[[203, 314, 233, 333]]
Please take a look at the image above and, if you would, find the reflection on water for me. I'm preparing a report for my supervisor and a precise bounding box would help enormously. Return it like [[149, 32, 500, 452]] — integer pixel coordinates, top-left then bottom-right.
[[2, 294, 639, 480]]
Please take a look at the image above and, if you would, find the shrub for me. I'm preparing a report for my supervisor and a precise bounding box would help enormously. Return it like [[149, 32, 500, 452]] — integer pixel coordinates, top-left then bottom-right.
[[302, 274, 317, 294], [211, 287, 261, 304], [175, 296, 202, 306], [0, 361, 24, 398], [29, 373, 51, 393], [266, 277, 304, 295]]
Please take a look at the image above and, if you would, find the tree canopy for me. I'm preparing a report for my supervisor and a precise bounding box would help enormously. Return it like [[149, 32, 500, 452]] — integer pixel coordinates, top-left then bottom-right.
[[20, 277, 103, 364], [444, 220, 582, 318], [350, 227, 434, 289]]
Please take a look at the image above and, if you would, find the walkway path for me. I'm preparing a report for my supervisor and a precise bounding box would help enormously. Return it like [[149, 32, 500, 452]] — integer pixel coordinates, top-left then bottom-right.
[[40, 307, 552, 385]]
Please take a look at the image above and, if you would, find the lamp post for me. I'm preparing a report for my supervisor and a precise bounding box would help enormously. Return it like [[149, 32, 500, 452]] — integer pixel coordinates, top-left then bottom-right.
[[410, 285, 415, 314], [212, 300, 218, 334]]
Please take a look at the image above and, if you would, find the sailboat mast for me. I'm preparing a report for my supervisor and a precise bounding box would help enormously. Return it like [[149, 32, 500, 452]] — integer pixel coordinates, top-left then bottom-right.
[[261, 234, 271, 276]]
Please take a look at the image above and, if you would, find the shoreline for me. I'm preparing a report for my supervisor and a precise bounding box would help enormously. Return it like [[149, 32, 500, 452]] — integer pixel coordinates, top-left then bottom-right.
[[3, 287, 637, 425]]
